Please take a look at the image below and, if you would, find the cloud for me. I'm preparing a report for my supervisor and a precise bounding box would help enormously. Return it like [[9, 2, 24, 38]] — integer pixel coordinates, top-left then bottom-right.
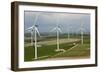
[[24, 11, 90, 33]]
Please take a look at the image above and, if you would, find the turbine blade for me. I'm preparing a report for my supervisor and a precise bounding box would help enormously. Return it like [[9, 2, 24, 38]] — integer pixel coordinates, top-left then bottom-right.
[[32, 13, 40, 27], [50, 27, 57, 32], [35, 27, 41, 37], [25, 27, 33, 31]]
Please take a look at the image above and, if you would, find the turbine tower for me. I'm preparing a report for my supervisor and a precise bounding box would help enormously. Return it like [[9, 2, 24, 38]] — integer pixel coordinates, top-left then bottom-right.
[[26, 13, 41, 59], [67, 24, 72, 39], [67, 26, 72, 40], [80, 21, 84, 44], [67, 26, 70, 40]]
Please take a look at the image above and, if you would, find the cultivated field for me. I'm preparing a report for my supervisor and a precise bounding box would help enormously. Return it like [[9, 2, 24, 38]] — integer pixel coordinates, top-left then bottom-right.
[[24, 34, 90, 61]]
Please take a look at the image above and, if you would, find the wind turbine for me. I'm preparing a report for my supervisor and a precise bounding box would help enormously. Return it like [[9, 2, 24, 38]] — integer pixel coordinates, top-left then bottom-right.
[[80, 21, 84, 44], [26, 13, 41, 59], [51, 15, 65, 52], [51, 25, 62, 51], [67, 25, 74, 40], [67, 26, 70, 40], [67, 26, 72, 39]]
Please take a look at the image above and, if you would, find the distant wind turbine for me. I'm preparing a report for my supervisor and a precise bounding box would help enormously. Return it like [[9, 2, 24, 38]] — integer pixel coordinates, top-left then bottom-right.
[[75, 20, 85, 45], [80, 21, 84, 44], [67, 26, 73, 39], [67, 27, 70, 40], [51, 15, 65, 52]]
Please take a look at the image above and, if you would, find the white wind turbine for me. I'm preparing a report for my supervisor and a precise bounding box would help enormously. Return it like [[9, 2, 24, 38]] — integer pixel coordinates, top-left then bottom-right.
[[80, 21, 89, 45], [67, 26, 73, 40], [80, 22, 84, 44], [51, 15, 65, 52], [79, 20, 86, 44], [26, 13, 41, 59], [67, 26, 70, 40], [75, 24, 83, 44], [75, 20, 84, 44]]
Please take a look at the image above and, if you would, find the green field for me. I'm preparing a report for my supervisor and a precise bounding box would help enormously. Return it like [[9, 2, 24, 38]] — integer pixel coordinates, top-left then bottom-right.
[[24, 43, 75, 61], [52, 44, 90, 58], [24, 34, 90, 61]]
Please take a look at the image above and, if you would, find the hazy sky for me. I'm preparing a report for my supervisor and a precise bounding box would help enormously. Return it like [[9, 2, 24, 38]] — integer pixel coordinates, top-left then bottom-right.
[[24, 11, 90, 34]]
